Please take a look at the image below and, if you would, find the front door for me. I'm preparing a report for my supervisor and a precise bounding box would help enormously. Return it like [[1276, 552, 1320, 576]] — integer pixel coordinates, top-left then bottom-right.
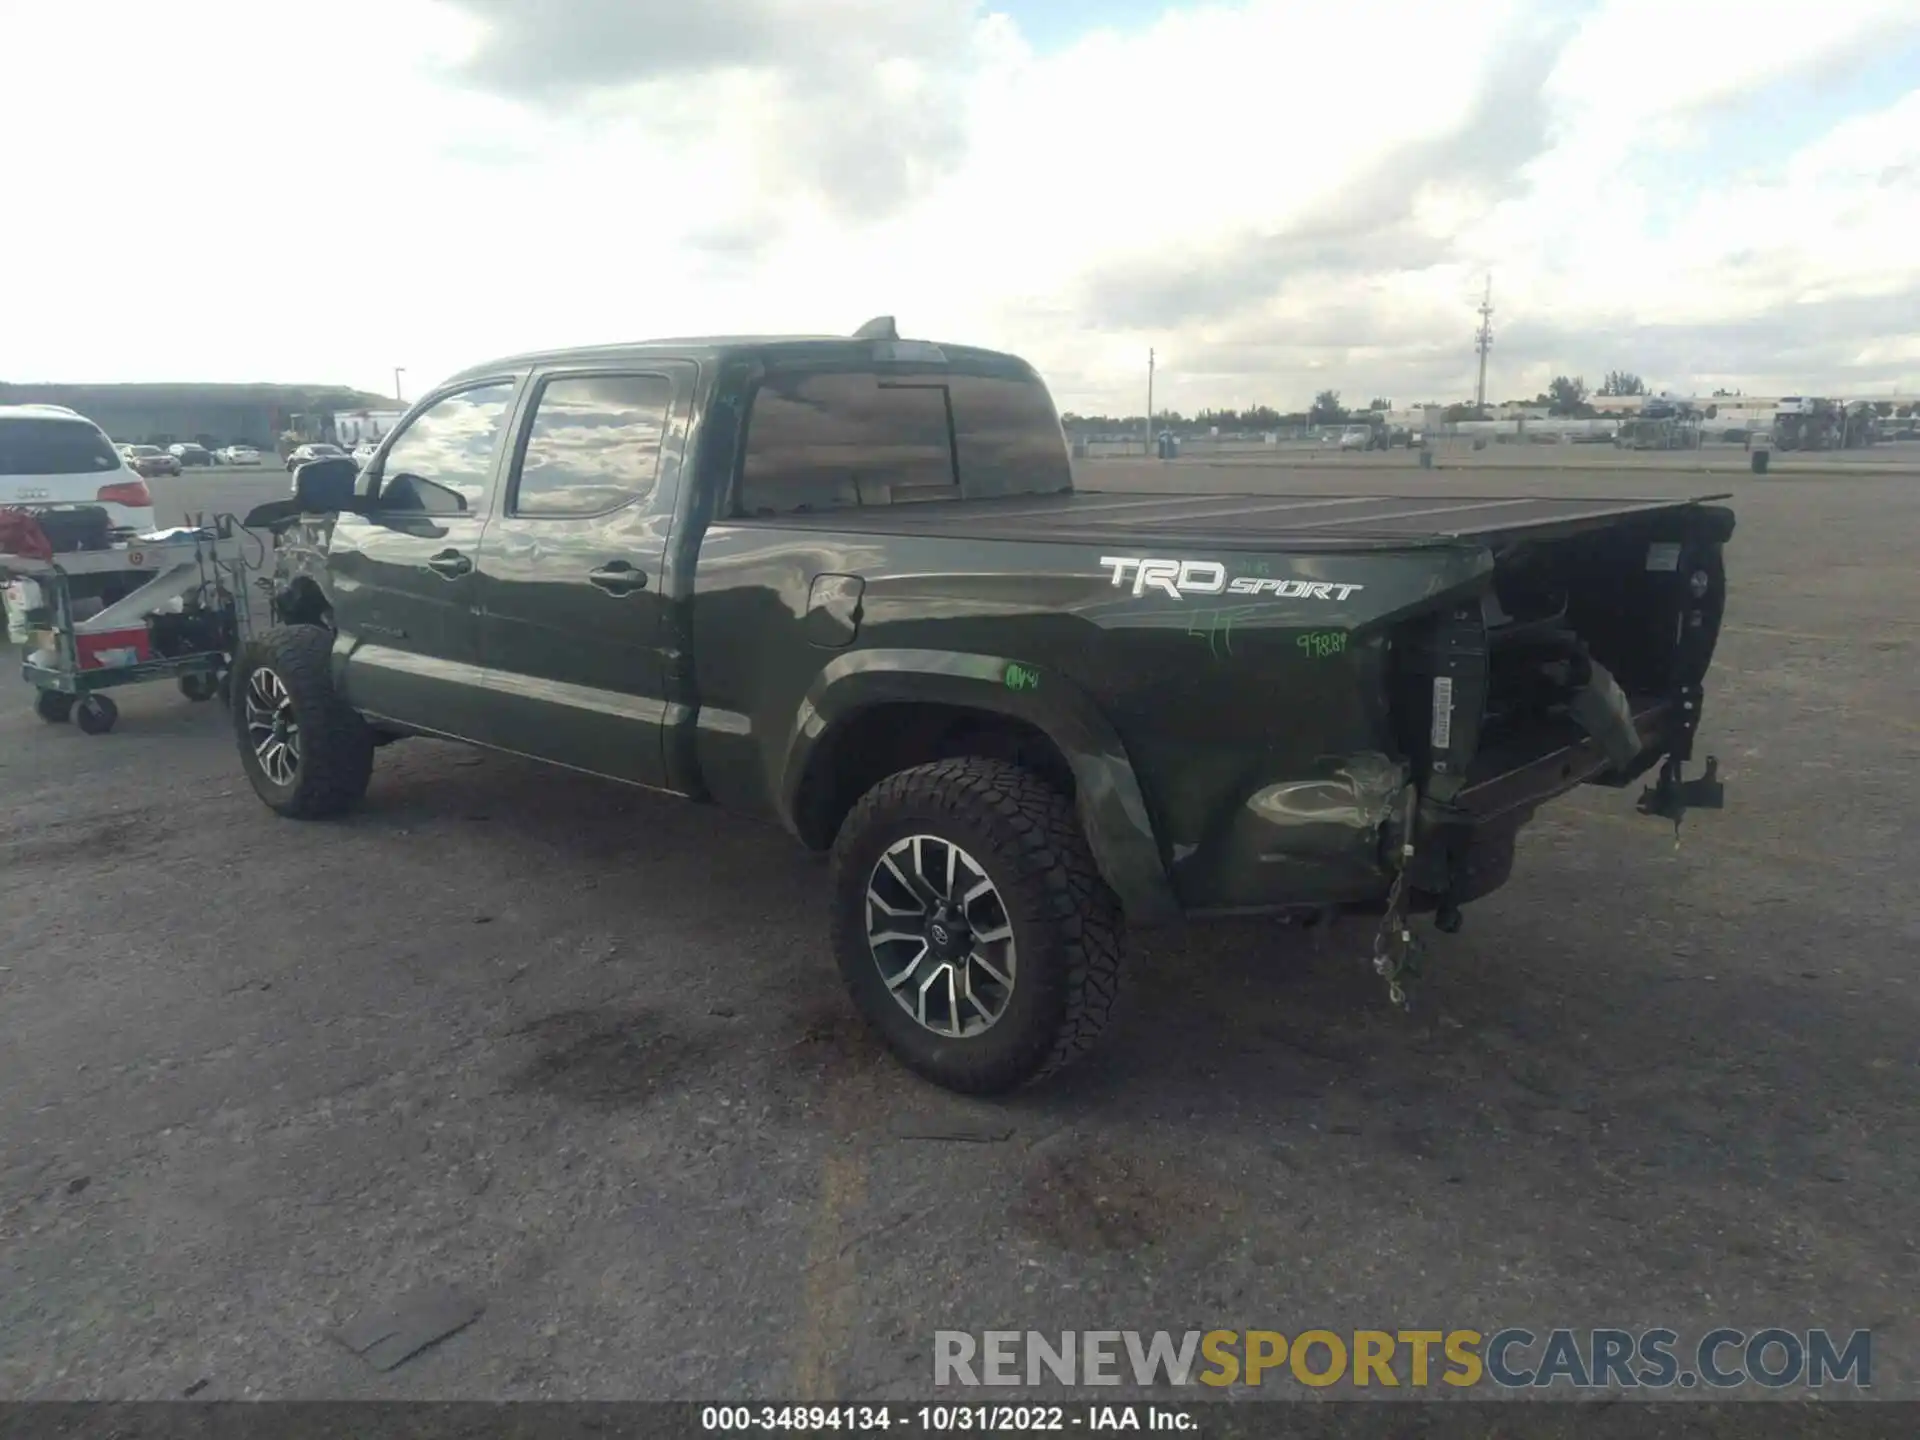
[[469, 365, 692, 788], [327, 377, 521, 731]]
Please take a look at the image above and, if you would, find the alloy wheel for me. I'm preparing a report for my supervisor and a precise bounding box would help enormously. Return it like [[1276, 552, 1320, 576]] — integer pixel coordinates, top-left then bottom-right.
[[244, 667, 301, 787], [865, 834, 1017, 1038]]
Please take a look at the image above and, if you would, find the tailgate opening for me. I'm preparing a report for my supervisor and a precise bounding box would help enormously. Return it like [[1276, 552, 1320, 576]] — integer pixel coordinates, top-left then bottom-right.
[[1390, 508, 1733, 904]]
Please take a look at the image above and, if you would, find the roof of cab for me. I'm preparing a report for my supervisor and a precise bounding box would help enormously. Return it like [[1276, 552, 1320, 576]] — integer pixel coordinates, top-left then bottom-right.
[[0, 403, 90, 421], [443, 328, 1037, 388]]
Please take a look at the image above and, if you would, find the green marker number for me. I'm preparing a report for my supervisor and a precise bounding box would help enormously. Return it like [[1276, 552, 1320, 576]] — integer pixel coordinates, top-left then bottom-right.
[[1297, 630, 1348, 659], [1004, 662, 1041, 692]]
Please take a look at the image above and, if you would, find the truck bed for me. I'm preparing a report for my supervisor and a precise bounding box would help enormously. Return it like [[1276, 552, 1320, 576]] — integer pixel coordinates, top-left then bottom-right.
[[745, 490, 1734, 551]]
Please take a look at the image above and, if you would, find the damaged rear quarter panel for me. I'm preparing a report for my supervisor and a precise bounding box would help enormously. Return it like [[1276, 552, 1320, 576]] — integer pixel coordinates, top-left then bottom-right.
[[1191, 752, 1415, 914], [831, 538, 1489, 912]]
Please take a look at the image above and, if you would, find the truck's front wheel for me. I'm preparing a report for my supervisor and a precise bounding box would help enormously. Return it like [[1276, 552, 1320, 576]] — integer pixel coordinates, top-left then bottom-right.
[[232, 624, 373, 819], [829, 758, 1124, 1095]]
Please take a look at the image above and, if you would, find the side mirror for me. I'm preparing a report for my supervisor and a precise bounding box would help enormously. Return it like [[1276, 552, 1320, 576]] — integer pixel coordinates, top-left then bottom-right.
[[380, 471, 469, 514], [291, 456, 360, 512]]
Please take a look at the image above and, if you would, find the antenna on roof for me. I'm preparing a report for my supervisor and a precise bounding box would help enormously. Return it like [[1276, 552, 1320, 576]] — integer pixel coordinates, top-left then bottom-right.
[[853, 315, 899, 341]]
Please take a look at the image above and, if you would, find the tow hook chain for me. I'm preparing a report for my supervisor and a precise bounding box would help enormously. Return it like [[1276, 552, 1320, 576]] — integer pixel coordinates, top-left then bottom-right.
[[1371, 841, 1419, 1010]]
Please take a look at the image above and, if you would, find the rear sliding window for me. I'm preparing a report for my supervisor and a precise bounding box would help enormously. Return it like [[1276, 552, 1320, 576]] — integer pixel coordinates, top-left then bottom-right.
[[947, 371, 1074, 500], [736, 369, 1071, 516], [0, 418, 121, 476]]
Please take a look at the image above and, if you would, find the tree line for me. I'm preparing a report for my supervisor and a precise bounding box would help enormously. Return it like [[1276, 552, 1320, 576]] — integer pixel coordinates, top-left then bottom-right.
[[1063, 391, 1394, 433], [1063, 371, 1916, 433]]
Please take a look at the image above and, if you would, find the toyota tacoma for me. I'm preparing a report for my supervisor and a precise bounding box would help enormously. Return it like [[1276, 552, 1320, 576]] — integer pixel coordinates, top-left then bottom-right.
[[235, 318, 1735, 1095]]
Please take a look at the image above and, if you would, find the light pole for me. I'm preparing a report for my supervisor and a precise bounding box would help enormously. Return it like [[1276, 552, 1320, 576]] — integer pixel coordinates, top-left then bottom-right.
[[1473, 275, 1493, 415], [1145, 348, 1155, 456], [393, 367, 407, 403]]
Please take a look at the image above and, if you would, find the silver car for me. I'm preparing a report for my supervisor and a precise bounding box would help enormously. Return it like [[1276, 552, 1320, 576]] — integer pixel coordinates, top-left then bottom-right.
[[284, 442, 348, 473]]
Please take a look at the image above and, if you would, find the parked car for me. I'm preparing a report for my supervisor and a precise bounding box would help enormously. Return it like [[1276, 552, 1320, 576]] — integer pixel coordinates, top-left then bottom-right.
[[1338, 425, 1373, 451], [217, 445, 265, 466], [1, 405, 158, 535], [284, 442, 348, 472], [351, 441, 380, 466], [232, 320, 1737, 1096], [118, 443, 181, 478], [169, 442, 213, 467]]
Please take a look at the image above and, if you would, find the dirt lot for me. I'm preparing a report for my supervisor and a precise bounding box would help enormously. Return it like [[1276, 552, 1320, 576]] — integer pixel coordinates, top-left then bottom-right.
[[0, 459, 1915, 1401]]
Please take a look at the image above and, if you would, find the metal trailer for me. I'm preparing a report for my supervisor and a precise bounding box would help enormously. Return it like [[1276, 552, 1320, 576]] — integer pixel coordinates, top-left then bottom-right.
[[1, 518, 262, 735]]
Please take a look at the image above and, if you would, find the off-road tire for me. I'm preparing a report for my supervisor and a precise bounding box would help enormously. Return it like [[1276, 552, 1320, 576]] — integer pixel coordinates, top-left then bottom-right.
[[829, 757, 1124, 1095], [233, 624, 373, 818]]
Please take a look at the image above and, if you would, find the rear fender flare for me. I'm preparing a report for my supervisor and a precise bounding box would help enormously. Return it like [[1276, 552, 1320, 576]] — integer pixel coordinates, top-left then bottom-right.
[[781, 648, 1179, 926]]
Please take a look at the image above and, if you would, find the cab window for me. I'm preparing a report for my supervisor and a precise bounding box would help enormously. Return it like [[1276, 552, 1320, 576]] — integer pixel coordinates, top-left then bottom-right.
[[510, 373, 675, 518], [376, 381, 518, 514]]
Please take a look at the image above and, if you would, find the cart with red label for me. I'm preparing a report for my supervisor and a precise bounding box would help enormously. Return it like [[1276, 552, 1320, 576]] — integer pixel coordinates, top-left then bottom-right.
[[1, 520, 259, 735]]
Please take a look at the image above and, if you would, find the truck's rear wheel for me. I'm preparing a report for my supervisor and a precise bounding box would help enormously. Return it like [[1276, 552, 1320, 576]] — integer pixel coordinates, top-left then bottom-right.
[[233, 624, 373, 818], [829, 758, 1124, 1095]]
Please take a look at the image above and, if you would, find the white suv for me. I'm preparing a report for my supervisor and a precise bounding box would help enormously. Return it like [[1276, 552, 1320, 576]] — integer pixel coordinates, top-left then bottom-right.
[[0, 405, 158, 536]]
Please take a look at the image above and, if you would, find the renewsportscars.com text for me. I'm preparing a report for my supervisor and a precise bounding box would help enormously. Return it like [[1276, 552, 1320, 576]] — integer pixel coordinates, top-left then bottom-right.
[[934, 1328, 1871, 1391]]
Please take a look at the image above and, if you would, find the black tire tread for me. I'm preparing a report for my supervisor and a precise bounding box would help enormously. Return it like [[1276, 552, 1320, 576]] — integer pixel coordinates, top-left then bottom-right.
[[236, 624, 372, 819], [830, 756, 1124, 1091], [74, 695, 117, 735]]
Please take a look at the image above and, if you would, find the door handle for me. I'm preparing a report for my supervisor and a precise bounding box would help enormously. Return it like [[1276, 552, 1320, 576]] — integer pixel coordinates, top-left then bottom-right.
[[427, 549, 472, 579], [588, 561, 648, 595]]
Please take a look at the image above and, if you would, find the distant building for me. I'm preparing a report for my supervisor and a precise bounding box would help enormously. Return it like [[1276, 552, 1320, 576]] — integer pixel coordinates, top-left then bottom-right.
[[333, 409, 409, 447], [0, 382, 395, 449], [1387, 405, 1444, 432]]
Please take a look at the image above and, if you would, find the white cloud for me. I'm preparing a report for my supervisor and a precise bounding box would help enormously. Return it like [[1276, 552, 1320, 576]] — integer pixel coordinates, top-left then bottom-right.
[[1545, 0, 1918, 134], [2, 0, 1917, 410]]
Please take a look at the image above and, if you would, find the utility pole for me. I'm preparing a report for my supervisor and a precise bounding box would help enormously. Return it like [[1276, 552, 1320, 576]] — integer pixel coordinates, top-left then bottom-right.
[[393, 367, 407, 403], [1473, 276, 1494, 414], [1146, 348, 1155, 456]]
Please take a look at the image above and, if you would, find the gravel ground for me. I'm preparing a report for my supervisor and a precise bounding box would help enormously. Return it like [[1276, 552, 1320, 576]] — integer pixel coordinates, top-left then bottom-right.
[[0, 460, 1914, 1402]]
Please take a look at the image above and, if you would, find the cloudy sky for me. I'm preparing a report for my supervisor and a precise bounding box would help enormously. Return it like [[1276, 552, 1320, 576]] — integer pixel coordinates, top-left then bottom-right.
[[4, 0, 1918, 413]]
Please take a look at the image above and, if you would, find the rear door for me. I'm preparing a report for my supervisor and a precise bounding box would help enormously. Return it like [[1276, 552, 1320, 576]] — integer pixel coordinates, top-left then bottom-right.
[[467, 364, 693, 788], [327, 377, 521, 730]]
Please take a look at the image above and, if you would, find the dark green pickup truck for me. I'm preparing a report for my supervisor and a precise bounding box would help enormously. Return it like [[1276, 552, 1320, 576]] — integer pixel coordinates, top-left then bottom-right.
[[238, 318, 1735, 1094]]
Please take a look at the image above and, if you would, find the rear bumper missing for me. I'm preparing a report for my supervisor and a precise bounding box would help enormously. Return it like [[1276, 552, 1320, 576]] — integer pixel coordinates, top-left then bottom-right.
[[1406, 699, 1675, 905], [1458, 699, 1671, 824]]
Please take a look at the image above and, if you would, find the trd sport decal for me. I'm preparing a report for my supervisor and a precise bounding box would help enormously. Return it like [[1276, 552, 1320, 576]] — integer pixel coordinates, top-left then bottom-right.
[[1098, 556, 1365, 601]]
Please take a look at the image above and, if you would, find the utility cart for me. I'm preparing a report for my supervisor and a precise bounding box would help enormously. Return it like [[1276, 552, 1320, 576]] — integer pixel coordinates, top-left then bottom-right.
[[1, 520, 261, 735]]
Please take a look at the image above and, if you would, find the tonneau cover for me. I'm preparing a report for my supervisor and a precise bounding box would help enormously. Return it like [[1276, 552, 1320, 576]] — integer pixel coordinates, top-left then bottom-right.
[[743, 490, 1736, 551]]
